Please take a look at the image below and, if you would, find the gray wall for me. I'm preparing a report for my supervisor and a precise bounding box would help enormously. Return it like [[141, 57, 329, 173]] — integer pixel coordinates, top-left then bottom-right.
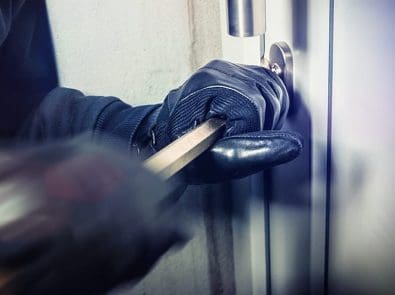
[[47, 0, 221, 105], [46, 1, 224, 294]]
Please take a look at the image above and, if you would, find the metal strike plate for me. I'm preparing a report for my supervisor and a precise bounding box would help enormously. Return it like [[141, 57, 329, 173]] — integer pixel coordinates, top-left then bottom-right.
[[265, 42, 294, 102]]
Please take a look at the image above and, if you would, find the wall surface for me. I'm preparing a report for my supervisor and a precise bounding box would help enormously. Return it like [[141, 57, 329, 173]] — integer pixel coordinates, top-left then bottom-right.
[[47, 0, 221, 105], [46, 1, 223, 294]]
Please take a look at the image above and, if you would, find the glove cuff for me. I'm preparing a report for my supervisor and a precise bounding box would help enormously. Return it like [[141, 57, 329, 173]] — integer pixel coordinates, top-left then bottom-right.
[[94, 101, 160, 153], [130, 104, 162, 158]]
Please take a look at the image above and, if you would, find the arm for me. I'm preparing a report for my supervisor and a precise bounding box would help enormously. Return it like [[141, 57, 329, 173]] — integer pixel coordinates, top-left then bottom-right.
[[18, 87, 159, 151], [1, 1, 156, 150], [0, 0, 57, 138], [18, 60, 303, 183], [2, 0, 302, 182], [0, 139, 189, 294]]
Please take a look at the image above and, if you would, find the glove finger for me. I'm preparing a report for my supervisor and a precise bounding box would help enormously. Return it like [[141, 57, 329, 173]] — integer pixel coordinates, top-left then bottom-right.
[[242, 65, 289, 129], [193, 61, 287, 132], [184, 130, 303, 184], [256, 82, 281, 129], [207, 87, 265, 135], [268, 77, 290, 129], [156, 87, 265, 150], [227, 62, 290, 130]]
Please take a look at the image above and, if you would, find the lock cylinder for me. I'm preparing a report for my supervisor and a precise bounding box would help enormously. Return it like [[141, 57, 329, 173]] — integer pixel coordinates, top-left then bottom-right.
[[227, 0, 266, 37]]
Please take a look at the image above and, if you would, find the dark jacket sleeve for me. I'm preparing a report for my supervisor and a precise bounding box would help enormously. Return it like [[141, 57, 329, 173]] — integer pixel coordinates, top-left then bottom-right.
[[0, 0, 58, 138], [18, 87, 159, 151], [1, 0, 158, 148]]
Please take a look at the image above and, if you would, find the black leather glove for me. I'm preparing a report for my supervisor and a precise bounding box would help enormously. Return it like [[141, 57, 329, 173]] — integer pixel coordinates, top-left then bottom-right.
[[185, 130, 302, 183], [0, 139, 189, 294], [135, 60, 303, 182]]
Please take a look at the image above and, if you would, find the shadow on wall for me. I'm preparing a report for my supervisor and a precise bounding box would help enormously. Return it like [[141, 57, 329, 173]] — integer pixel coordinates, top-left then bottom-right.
[[266, 89, 312, 294]]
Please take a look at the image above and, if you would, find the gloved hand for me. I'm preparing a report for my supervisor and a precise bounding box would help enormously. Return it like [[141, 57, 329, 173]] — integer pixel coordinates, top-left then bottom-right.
[[135, 60, 303, 182], [16, 59, 302, 184], [0, 139, 189, 294]]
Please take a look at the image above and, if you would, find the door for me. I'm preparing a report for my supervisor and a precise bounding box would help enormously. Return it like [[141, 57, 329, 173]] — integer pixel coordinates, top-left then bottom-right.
[[222, 1, 395, 294], [220, 0, 332, 293], [47, 0, 395, 293], [328, 1, 395, 294]]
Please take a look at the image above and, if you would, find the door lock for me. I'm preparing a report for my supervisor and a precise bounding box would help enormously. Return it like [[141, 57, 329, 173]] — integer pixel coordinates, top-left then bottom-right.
[[266, 42, 294, 102]]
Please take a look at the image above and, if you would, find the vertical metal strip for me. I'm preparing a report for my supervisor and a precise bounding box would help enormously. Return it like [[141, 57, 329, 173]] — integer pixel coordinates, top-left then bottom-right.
[[202, 184, 237, 295], [324, 0, 335, 293], [263, 171, 272, 295]]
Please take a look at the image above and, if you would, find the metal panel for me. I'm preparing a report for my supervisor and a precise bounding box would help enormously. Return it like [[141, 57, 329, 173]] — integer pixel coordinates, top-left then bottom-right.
[[328, 1, 395, 294], [220, 0, 334, 293], [265, 0, 331, 294], [220, 2, 269, 294]]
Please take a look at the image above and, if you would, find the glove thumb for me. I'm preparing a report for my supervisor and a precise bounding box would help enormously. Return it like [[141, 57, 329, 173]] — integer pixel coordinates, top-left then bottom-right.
[[183, 130, 303, 184]]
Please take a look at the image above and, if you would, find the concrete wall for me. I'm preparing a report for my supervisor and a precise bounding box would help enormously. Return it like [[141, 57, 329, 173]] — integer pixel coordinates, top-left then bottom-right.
[[46, 1, 224, 294], [46, 0, 221, 105]]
